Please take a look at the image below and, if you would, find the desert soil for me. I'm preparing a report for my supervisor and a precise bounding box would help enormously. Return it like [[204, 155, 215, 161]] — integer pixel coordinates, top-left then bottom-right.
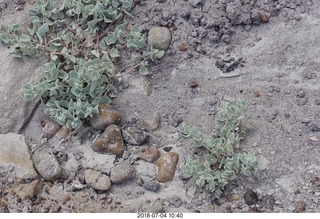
[[1, 0, 320, 213]]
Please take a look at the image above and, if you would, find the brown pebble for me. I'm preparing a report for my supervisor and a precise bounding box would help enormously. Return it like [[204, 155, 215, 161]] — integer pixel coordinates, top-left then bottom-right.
[[189, 80, 199, 88], [42, 120, 61, 139], [139, 146, 160, 163], [310, 177, 320, 186], [255, 91, 260, 97], [56, 125, 72, 140], [178, 43, 188, 52], [156, 151, 179, 183], [106, 197, 113, 204], [294, 201, 306, 213], [62, 194, 70, 204], [260, 15, 269, 23]]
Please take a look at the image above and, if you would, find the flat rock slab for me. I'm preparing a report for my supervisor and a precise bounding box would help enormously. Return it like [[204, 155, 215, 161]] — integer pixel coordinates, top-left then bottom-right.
[[0, 133, 37, 179], [0, 45, 45, 134]]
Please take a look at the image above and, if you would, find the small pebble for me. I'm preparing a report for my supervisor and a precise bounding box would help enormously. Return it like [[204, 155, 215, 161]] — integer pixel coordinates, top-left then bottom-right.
[[260, 15, 269, 23], [297, 97, 308, 106], [297, 90, 305, 98], [62, 194, 70, 204], [243, 190, 258, 206], [294, 201, 306, 213]]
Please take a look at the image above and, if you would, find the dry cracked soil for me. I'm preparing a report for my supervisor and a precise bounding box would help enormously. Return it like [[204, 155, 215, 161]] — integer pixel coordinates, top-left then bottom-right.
[[1, 0, 320, 213]]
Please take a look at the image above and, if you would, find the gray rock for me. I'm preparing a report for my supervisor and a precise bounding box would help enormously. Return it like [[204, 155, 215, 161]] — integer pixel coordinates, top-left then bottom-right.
[[122, 124, 149, 146], [297, 89, 305, 98], [13, 0, 25, 4], [168, 195, 182, 208], [0, 133, 37, 179], [189, 0, 203, 7], [243, 190, 258, 205], [33, 152, 63, 181], [92, 124, 126, 157], [276, 177, 294, 193], [84, 169, 111, 191], [148, 27, 171, 50], [297, 97, 308, 106], [143, 180, 161, 192], [0, 45, 45, 134], [110, 161, 136, 183]]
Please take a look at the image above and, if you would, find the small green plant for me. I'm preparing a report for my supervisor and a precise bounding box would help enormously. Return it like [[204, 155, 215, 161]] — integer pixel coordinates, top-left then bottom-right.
[[0, 0, 164, 129], [181, 100, 256, 198]]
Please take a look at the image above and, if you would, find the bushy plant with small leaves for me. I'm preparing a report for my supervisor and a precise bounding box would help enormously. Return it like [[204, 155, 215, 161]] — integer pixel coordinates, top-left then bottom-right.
[[0, 0, 164, 129], [181, 100, 256, 198]]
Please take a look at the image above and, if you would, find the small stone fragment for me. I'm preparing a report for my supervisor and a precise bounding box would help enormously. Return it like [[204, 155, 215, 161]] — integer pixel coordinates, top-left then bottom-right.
[[168, 195, 182, 208], [84, 169, 111, 191], [32, 152, 63, 181], [122, 124, 149, 146], [189, 0, 203, 7], [62, 194, 71, 204], [297, 97, 308, 106], [143, 180, 161, 192], [260, 15, 269, 23], [156, 152, 179, 183], [92, 124, 126, 157], [42, 120, 60, 139], [297, 90, 306, 98], [178, 43, 188, 52], [139, 146, 160, 163], [148, 27, 171, 50], [310, 124, 320, 132], [189, 80, 198, 88], [309, 136, 319, 142], [265, 195, 276, 210], [294, 201, 306, 213], [243, 190, 258, 206], [230, 194, 240, 201], [110, 161, 136, 183], [0, 133, 38, 179], [13, 0, 25, 5], [90, 103, 121, 130], [56, 125, 71, 140], [13, 179, 43, 200], [315, 97, 320, 105]]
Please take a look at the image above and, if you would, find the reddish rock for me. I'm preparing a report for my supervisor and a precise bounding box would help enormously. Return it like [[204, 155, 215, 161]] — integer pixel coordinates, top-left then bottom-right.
[[91, 124, 125, 157], [156, 152, 179, 183], [42, 119, 60, 139], [62, 194, 71, 204], [139, 146, 160, 163], [90, 103, 121, 130], [260, 15, 269, 23]]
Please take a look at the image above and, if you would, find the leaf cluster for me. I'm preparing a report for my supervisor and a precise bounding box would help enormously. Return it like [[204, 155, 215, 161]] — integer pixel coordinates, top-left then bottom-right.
[[181, 100, 256, 198], [0, 0, 165, 129]]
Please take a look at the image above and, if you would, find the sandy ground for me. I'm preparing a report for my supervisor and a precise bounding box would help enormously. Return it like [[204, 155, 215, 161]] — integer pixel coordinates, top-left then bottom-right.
[[2, 0, 320, 213]]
